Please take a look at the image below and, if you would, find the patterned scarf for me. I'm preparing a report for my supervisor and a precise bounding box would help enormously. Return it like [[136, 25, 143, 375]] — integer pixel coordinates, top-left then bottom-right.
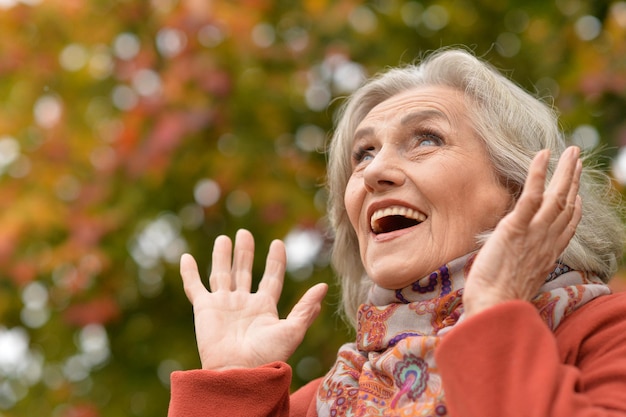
[[317, 253, 610, 416]]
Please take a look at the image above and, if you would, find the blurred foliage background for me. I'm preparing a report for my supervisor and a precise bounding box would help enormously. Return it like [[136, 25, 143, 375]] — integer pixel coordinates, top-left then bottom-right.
[[0, 0, 625, 416]]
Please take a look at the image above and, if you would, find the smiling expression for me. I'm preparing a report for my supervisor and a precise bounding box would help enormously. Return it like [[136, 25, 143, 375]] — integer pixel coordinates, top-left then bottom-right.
[[344, 85, 513, 289]]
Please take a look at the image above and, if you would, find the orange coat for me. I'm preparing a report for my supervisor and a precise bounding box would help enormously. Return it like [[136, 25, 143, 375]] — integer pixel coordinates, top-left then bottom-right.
[[168, 292, 626, 416]]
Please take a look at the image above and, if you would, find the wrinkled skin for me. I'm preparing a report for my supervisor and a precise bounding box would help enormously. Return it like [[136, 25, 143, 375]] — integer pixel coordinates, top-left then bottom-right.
[[463, 146, 582, 317], [179, 147, 582, 369], [180, 230, 327, 370]]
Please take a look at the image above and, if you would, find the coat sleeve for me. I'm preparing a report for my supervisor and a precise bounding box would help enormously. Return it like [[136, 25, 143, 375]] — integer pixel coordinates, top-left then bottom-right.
[[168, 361, 291, 417], [435, 294, 626, 417], [167, 361, 320, 417], [291, 377, 323, 417]]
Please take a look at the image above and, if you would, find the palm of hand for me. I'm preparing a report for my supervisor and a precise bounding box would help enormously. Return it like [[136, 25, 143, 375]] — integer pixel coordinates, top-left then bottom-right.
[[464, 147, 583, 316], [192, 288, 299, 369], [180, 230, 327, 370]]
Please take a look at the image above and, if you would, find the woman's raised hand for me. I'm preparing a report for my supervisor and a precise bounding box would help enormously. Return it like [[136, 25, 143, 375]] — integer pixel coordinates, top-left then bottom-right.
[[463, 146, 583, 317], [180, 229, 328, 370]]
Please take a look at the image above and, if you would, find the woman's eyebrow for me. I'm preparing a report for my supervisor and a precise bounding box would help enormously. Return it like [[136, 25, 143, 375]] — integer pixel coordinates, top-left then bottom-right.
[[352, 109, 451, 142], [353, 126, 374, 143], [400, 109, 451, 126]]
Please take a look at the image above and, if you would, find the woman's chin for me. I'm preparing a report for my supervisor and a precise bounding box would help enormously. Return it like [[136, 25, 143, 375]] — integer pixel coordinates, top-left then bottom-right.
[[367, 269, 424, 290], [365, 255, 442, 289]]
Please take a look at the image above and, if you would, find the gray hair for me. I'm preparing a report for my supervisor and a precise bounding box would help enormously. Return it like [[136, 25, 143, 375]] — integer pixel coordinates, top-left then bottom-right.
[[326, 48, 625, 327]]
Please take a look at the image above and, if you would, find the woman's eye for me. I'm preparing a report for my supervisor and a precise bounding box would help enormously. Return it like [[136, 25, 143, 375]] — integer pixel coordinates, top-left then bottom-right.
[[353, 147, 374, 163], [416, 133, 442, 147]]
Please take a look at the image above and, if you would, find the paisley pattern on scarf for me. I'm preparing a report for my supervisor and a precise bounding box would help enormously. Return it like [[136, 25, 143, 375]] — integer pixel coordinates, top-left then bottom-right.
[[317, 253, 610, 417]]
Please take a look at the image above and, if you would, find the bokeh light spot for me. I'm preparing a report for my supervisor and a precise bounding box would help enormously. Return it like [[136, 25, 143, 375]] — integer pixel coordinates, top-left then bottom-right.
[[570, 124, 599, 149], [156, 28, 187, 58], [496, 32, 521, 57], [0, 327, 29, 377], [555, 0, 581, 16], [157, 359, 181, 387], [33, 95, 63, 128], [305, 83, 331, 112], [575, 15, 602, 41], [296, 356, 322, 381], [333, 61, 366, 93], [55, 175, 81, 202], [88, 44, 114, 79], [226, 190, 251, 217], [535, 77, 561, 99], [401, 2, 423, 27], [284, 227, 324, 277], [59, 43, 89, 72], [113, 33, 140, 60], [251, 23, 276, 48], [0, 136, 20, 173], [194, 179, 221, 207], [612, 146, 626, 185], [422, 5, 449, 31], [612, 2, 626, 27], [132, 69, 162, 97], [111, 85, 138, 111], [349, 6, 378, 33], [198, 24, 226, 47], [283, 26, 309, 52], [295, 124, 325, 153], [179, 204, 204, 229], [130, 213, 187, 268]]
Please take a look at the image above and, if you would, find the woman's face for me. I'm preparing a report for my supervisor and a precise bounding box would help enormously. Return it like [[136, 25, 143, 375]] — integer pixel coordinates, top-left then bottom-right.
[[344, 85, 513, 289]]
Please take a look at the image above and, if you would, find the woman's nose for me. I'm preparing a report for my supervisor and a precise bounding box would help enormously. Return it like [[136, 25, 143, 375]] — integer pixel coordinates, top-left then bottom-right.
[[363, 146, 405, 192]]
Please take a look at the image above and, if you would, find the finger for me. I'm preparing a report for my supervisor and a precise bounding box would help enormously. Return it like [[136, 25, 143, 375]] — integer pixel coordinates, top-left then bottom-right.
[[544, 154, 582, 231], [546, 146, 579, 198], [232, 229, 255, 292], [257, 239, 287, 302], [537, 147, 580, 222], [209, 235, 233, 291], [568, 194, 583, 238], [559, 157, 582, 220], [510, 149, 550, 225], [552, 146, 580, 190], [284, 283, 328, 333], [180, 253, 207, 304], [567, 158, 583, 207], [552, 194, 583, 256]]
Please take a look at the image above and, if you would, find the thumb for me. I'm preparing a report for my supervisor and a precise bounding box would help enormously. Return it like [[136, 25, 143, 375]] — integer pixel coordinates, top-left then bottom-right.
[[285, 283, 328, 332]]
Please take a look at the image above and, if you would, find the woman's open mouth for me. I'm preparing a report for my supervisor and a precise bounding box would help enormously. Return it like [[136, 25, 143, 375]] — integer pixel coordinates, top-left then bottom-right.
[[370, 206, 426, 234]]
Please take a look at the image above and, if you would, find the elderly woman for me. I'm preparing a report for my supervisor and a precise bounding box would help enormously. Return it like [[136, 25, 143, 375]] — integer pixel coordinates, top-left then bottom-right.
[[168, 49, 626, 417]]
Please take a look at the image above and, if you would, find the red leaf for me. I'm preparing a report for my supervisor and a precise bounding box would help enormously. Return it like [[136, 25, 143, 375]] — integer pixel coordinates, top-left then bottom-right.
[[63, 297, 120, 326], [60, 403, 100, 417]]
